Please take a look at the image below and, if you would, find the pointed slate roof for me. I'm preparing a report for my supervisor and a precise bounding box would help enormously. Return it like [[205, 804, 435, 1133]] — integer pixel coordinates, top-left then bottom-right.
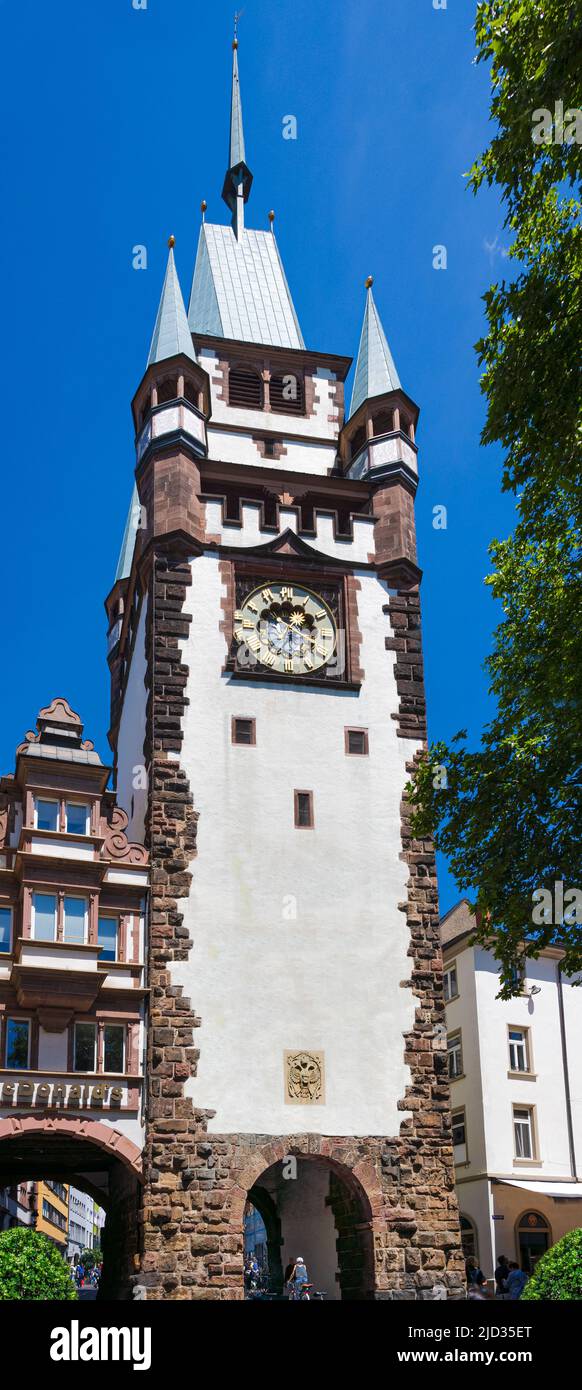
[[349, 281, 401, 418], [189, 221, 304, 348], [115, 484, 141, 583], [147, 241, 195, 368]]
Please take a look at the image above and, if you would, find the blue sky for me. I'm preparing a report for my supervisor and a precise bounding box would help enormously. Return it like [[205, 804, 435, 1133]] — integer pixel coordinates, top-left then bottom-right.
[[0, 0, 514, 913]]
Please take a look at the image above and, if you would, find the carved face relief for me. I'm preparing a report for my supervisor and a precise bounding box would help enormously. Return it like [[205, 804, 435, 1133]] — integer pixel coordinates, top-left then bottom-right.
[[285, 1051, 324, 1104]]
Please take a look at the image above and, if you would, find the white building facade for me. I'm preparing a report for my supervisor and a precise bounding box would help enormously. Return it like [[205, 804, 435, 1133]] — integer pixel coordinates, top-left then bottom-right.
[[442, 899, 582, 1280]]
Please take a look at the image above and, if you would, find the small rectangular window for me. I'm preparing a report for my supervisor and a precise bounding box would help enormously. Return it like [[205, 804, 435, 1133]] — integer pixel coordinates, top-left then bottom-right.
[[514, 1106, 534, 1159], [509, 1028, 529, 1073], [232, 717, 256, 746], [444, 962, 458, 1002], [294, 791, 314, 829], [452, 1109, 466, 1148], [447, 1032, 463, 1080], [66, 803, 89, 836], [0, 907, 12, 954], [345, 728, 369, 756], [63, 897, 87, 945], [33, 892, 57, 942], [6, 1018, 30, 1069], [98, 916, 118, 963], [104, 1025, 125, 1074], [74, 1022, 97, 1073], [35, 799, 58, 832]]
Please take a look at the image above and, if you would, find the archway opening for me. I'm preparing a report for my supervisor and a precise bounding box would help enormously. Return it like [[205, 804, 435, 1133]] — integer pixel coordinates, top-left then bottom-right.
[[243, 1155, 375, 1301], [0, 1124, 141, 1300], [516, 1210, 551, 1274]]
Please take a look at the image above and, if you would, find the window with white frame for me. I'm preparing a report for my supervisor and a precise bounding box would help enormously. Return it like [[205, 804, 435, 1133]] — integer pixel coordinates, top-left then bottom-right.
[[32, 892, 57, 942], [5, 1018, 31, 1069], [98, 916, 118, 962], [447, 1032, 463, 1080], [35, 799, 58, 832], [66, 802, 90, 836], [513, 1106, 535, 1160], [452, 1108, 467, 1163], [63, 897, 87, 945], [0, 906, 12, 954], [444, 960, 458, 1002], [509, 1027, 529, 1073]]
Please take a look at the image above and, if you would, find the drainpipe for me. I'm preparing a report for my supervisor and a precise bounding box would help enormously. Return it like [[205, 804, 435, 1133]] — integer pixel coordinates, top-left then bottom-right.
[[557, 960, 578, 1180]]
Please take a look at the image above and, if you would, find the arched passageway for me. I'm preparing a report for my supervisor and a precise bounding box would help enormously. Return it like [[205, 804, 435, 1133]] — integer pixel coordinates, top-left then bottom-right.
[[0, 1117, 142, 1299], [245, 1154, 375, 1300]]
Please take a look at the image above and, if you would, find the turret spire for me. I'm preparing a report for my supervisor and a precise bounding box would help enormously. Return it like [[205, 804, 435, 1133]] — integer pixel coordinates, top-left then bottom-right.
[[221, 30, 253, 238], [349, 277, 401, 418], [147, 238, 195, 368]]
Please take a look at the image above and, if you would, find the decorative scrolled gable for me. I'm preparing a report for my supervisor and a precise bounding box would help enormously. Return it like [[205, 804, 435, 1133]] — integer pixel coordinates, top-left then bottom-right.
[[101, 805, 148, 866]]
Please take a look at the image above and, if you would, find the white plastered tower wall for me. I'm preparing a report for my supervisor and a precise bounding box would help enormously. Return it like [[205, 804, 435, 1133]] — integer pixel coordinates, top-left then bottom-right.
[[171, 544, 420, 1136]]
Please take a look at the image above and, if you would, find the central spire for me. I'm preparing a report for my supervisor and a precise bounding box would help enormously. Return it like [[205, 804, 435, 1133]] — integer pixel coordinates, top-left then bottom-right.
[[221, 32, 253, 239]]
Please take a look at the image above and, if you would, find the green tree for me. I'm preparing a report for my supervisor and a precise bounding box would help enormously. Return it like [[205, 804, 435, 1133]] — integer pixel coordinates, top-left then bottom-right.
[[521, 1228, 582, 1300], [409, 0, 582, 994], [0, 1227, 77, 1301], [79, 1245, 102, 1271]]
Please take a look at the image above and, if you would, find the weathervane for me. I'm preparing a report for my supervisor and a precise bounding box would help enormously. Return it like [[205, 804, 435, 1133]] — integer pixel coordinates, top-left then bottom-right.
[[233, 9, 245, 48]]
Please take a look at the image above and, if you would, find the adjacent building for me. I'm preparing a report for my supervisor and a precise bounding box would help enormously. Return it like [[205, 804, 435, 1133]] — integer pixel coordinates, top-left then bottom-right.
[[37, 1179, 69, 1251], [0, 697, 148, 1294], [442, 899, 582, 1279], [67, 1185, 105, 1264]]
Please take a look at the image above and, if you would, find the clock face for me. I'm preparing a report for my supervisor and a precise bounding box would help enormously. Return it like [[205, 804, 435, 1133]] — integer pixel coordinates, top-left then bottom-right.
[[234, 582, 337, 675]]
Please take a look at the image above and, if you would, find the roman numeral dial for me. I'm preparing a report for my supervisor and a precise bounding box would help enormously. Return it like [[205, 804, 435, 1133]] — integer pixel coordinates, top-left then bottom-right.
[[236, 581, 337, 676]]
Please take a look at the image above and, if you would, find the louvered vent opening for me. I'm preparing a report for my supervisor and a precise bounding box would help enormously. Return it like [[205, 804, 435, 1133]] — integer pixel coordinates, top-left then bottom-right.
[[270, 372, 304, 415], [229, 367, 263, 410], [372, 409, 394, 436], [158, 378, 177, 404], [350, 425, 367, 459]]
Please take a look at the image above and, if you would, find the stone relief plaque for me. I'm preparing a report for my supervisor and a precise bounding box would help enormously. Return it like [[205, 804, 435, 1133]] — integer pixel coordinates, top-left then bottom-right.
[[284, 1050, 325, 1104]]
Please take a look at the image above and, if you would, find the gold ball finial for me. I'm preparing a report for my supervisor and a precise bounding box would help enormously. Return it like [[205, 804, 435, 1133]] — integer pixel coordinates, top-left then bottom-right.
[[201, 200, 207, 214], [168, 235, 176, 249], [365, 275, 373, 289], [232, 37, 238, 49], [268, 209, 275, 224]]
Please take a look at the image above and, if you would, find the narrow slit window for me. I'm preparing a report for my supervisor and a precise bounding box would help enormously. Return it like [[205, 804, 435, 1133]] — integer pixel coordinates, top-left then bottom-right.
[[294, 791, 314, 829]]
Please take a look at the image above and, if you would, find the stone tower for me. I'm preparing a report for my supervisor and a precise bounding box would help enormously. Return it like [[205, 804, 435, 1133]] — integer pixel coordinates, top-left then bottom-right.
[[106, 37, 463, 1300]]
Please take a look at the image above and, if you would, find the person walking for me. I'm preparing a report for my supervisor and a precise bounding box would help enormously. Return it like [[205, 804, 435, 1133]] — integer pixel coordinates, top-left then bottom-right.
[[466, 1257, 486, 1291], [505, 1262, 528, 1299], [495, 1255, 510, 1298]]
